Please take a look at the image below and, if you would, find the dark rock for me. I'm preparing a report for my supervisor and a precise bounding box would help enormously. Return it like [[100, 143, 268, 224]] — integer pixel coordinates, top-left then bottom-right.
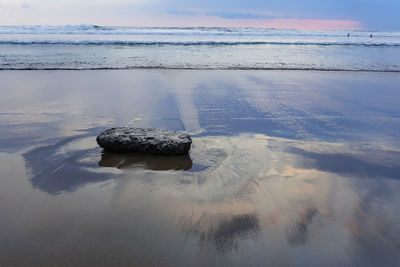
[[96, 127, 192, 155]]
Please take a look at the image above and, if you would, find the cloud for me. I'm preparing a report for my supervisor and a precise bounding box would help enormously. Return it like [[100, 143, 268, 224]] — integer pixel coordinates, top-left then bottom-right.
[[205, 11, 276, 20], [21, 3, 30, 9], [0, 0, 31, 9], [262, 18, 362, 30], [166, 9, 197, 16], [165, 9, 281, 20], [159, 9, 361, 30], [0, 0, 151, 9], [0, 0, 397, 30]]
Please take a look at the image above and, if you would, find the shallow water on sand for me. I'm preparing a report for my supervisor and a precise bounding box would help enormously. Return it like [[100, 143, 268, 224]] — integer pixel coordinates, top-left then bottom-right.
[[0, 70, 400, 266]]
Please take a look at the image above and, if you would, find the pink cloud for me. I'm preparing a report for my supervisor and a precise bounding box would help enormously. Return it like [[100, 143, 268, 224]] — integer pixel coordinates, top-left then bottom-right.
[[261, 19, 363, 30], [139, 15, 363, 31]]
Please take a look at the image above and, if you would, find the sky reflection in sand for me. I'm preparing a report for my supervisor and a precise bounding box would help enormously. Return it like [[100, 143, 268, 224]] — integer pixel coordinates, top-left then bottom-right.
[[10, 132, 400, 266], [0, 70, 400, 266]]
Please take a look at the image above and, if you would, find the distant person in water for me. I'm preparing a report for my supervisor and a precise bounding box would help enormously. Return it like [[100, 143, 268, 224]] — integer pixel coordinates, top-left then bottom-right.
[[347, 33, 350, 37], [370, 34, 373, 38]]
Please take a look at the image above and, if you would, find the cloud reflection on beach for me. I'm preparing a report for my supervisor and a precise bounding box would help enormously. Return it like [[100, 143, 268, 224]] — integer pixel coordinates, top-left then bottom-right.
[[18, 131, 400, 265], [1, 70, 400, 266]]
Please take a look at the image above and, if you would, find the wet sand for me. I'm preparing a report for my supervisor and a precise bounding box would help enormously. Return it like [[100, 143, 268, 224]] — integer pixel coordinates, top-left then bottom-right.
[[0, 70, 400, 266]]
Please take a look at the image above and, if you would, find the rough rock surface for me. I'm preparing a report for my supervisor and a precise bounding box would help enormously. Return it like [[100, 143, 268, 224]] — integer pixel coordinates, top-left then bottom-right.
[[96, 127, 192, 155]]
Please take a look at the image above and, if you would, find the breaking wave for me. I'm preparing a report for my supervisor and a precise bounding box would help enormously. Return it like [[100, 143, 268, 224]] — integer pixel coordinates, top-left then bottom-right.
[[1, 25, 399, 71], [1, 40, 400, 47]]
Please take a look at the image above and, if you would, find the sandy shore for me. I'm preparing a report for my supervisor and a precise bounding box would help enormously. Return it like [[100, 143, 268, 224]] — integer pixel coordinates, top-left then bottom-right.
[[0, 70, 400, 266]]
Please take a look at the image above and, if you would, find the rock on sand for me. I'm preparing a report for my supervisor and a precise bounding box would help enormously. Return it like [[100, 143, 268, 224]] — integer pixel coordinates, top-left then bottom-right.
[[96, 127, 192, 155]]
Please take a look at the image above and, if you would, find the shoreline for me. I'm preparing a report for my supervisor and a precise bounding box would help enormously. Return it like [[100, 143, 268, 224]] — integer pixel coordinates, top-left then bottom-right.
[[1, 67, 400, 72]]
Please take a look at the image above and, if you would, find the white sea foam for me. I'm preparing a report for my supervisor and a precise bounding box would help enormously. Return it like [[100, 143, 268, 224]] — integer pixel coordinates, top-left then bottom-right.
[[1, 40, 400, 46], [0, 25, 399, 46]]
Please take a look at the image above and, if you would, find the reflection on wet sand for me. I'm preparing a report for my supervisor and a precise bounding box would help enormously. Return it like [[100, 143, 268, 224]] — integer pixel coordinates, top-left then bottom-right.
[[2, 70, 400, 266], [188, 213, 261, 254], [99, 151, 193, 171], [8, 130, 400, 266], [17, 123, 400, 266], [288, 146, 400, 180], [212, 214, 260, 253], [23, 133, 111, 195], [287, 208, 319, 247], [24, 133, 194, 194]]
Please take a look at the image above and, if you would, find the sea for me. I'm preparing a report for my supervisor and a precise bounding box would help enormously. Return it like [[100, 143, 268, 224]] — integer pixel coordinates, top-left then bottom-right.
[[1, 25, 400, 266], [0, 24, 400, 71]]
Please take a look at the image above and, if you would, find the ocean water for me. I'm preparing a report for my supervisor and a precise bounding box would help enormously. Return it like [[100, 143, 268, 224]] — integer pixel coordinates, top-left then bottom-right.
[[1, 25, 400, 71]]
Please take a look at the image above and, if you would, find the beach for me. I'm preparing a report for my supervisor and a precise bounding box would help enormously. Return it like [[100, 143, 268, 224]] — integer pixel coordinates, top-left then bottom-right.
[[1, 69, 400, 266]]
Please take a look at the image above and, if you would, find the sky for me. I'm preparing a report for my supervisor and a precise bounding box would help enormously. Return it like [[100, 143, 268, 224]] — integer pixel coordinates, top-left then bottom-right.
[[0, 0, 399, 30]]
